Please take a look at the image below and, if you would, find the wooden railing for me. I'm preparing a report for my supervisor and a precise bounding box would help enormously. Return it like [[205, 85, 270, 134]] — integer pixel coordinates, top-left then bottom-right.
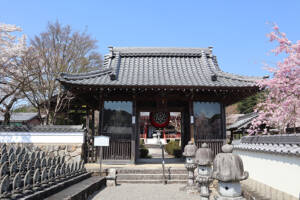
[[86, 133, 132, 162], [195, 139, 225, 156], [102, 138, 131, 160]]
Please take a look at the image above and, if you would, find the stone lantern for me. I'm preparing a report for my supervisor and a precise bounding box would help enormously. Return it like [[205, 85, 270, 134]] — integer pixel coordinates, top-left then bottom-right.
[[195, 143, 214, 200], [181, 141, 198, 193], [212, 144, 249, 200]]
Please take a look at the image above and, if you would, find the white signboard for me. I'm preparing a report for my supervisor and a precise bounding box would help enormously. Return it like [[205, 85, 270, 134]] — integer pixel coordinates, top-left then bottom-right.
[[190, 116, 194, 124], [94, 136, 110, 147]]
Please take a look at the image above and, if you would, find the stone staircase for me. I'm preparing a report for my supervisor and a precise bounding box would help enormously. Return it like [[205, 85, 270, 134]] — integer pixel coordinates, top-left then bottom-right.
[[116, 168, 187, 184]]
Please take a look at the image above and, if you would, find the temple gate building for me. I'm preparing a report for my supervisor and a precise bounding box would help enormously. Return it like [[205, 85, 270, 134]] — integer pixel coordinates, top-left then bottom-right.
[[59, 47, 260, 164]]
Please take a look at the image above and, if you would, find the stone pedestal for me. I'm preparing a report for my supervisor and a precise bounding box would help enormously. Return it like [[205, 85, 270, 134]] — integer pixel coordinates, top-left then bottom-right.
[[197, 166, 213, 200], [106, 168, 117, 186], [214, 182, 245, 200]]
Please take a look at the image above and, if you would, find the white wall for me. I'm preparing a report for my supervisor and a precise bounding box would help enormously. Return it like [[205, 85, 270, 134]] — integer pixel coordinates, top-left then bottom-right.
[[0, 132, 84, 144], [234, 149, 300, 198]]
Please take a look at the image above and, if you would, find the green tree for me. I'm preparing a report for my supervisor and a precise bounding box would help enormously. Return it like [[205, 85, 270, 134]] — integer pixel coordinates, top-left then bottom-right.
[[237, 92, 265, 114]]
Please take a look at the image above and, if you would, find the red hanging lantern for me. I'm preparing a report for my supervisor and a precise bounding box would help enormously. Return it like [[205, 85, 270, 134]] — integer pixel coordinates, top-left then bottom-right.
[[150, 111, 170, 128]]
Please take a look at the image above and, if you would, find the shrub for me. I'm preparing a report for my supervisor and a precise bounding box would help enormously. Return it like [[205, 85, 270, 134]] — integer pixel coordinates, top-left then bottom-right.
[[165, 140, 181, 157], [173, 149, 182, 158], [140, 148, 149, 158], [139, 143, 150, 158]]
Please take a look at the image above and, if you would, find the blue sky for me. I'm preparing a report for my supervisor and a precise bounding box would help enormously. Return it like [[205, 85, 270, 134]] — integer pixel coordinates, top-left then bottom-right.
[[1, 0, 300, 77]]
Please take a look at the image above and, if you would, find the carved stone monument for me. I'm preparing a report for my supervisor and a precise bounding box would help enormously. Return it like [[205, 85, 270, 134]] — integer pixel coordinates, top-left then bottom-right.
[[213, 144, 249, 200]]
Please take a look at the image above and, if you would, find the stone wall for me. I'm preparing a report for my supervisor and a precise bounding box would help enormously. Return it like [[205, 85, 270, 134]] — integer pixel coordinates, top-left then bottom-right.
[[2, 143, 83, 163]]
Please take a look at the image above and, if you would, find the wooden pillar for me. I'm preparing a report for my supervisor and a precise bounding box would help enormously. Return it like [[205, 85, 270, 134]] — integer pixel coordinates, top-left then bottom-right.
[[189, 98, 195, 143], [131, 97, 137, 162], [221, 103, 227, 142], [85, 107, 90, 162], [98, 96, 104, 136], [91, 109, 95, 163], [92, 109, 95, 137], [85, 107, 90, 131], [96, 95, 104, 163]]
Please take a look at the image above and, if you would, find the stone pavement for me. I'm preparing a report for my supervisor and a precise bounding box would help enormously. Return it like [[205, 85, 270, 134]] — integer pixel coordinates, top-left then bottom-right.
[[90, 184, 201, 200]]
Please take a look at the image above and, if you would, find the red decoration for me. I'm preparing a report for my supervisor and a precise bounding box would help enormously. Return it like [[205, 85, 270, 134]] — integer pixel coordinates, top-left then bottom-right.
[[150, 111, 170, 128]]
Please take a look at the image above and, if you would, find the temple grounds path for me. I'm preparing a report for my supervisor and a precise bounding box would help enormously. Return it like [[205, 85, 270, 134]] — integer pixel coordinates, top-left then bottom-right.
[[90, 184, 200, 200]]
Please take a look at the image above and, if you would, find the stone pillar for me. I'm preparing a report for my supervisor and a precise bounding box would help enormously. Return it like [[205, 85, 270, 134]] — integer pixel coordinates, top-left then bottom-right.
[[180, 141, 198, 193], [195, 143, 214, 200]]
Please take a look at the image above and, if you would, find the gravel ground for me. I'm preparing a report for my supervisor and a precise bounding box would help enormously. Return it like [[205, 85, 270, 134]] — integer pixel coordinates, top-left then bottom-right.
[[90, 184, 201, 200]]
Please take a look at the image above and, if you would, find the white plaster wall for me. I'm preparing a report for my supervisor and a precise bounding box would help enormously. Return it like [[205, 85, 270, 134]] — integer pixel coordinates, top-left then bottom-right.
[[233, 149, 300, 198], [0, 132, 84, 144]]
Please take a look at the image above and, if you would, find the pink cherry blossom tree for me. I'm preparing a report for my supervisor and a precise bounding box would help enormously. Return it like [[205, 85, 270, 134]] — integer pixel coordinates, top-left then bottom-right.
[[249, 25, 300, 134], [0, 23, 27, 124]]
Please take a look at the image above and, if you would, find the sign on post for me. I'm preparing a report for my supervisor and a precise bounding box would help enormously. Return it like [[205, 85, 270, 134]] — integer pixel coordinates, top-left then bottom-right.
[[94, 135, 110, 146], [94, 136, 110, 176]]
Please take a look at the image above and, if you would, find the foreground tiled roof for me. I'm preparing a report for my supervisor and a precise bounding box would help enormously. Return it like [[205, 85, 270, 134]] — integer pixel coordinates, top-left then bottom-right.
[[234, 134, 300, 156], [0, 112, 38, 122], [227, 112, 258, 131], [0, 125, 85, 133], [59, 47, 260, 88]]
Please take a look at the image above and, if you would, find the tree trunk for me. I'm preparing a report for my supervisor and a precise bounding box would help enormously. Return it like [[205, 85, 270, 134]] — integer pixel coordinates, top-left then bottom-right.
[[3, 112, 11, 125]]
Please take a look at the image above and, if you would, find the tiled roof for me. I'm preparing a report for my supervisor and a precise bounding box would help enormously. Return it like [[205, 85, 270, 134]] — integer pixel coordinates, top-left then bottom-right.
[[59, 47, 261, 88], [0, 112, 38, 122], [0, 125, 85, 133], [227, 112, 258, 131], [234, 134, 300, 156]]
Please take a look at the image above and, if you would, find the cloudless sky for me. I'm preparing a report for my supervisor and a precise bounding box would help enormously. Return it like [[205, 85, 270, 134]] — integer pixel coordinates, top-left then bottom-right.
[[1, 0, 300, 77]]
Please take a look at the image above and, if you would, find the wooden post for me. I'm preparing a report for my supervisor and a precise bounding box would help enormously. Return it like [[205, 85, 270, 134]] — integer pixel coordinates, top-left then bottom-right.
[[131, 97, 137, 162], [97, 95, 104, 163], [189, 99, 195, 143], [85, 107, 90, 163], [85, 107, 90, 131], [92, 109, 95, 137], [91, 109, 95, 163], [221, 103, 227, 143]]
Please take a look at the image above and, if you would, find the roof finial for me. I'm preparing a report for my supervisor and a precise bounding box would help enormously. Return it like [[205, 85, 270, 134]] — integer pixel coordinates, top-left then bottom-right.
[[208, 46, 213, 53], [108, 46, 113, 53]]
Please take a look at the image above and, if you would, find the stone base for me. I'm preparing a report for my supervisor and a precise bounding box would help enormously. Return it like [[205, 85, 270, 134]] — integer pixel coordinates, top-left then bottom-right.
[[179, 185, 199, 194], [214, 195, 245, 200], [241, 178, 298, 200], [106, 178, 116, 186]]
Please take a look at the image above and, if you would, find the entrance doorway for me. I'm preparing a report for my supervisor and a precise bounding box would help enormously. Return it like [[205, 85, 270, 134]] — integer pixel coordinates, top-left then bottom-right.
[[138, 111, 184, 163]]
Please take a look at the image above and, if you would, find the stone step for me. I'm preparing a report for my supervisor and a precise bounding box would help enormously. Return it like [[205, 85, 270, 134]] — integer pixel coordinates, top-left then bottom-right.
[[117, 174, 187, 180], [117, 180, 187, 184], [117, 168, 186, 174]]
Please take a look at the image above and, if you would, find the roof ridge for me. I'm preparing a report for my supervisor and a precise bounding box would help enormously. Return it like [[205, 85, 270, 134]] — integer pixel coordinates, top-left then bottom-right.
[[112, 47, 211, 56], [209, 56, 261, 83]]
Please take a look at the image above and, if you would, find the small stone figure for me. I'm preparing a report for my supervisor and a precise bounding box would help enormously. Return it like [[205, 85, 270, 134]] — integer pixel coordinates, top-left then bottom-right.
[[12, 172, 23, 199], [33, 169, 42, 192], [0, 175, 11, 199], [41, 168, 49, 188], [23, 170, 33, 195], [181, 141, 198, 193], [0, 162, 9, 179], [0, 153, 8, 165], [213, 144, 249, 200], [195, 143, 214, 200], [48, 166, 55, 185]]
